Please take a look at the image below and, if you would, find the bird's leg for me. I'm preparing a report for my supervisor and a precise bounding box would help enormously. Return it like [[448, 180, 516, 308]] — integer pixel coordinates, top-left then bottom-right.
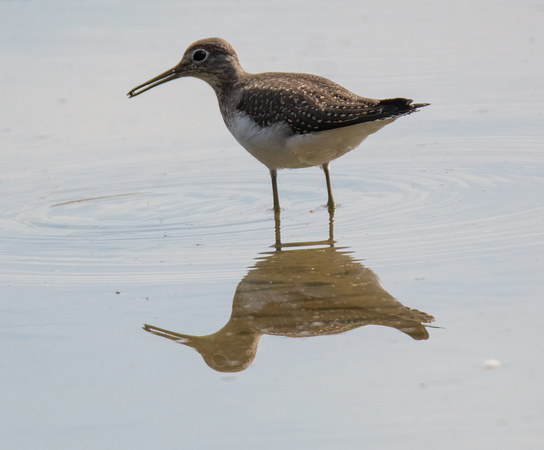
[[270, 169, 282, 247], [270, 169, 280, 214], [322, 163, 335, 212]]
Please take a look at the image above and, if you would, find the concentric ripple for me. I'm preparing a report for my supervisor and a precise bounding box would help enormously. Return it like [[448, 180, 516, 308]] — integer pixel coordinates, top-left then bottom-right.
[[1, 143, 278, 286], [325, 135, 544, 264], [2, 135, 543, 284]]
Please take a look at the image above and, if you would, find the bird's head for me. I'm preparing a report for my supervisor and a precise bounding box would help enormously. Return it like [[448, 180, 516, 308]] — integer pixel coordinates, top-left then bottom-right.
[[127, 37, 243, 97]]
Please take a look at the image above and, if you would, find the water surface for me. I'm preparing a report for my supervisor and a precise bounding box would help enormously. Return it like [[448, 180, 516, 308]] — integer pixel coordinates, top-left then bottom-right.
[[1, 1, 543, 449]]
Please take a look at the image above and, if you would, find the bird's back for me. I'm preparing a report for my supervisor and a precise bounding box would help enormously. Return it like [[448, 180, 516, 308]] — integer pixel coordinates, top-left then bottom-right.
[[227, 71, 426, 135]]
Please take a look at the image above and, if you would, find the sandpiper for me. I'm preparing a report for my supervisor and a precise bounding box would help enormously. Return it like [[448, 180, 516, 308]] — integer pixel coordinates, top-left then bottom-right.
[[128, 37, 428, 213]]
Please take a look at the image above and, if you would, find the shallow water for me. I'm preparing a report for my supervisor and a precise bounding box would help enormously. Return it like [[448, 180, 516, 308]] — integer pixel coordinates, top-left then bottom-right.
[[2, 1, 544, 449]]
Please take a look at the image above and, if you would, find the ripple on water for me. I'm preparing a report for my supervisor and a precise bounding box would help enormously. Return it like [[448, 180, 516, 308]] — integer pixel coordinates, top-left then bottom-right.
[[2, 135, 543, 284], [325, 136, 544, 264], [1, 151, 280, 285]]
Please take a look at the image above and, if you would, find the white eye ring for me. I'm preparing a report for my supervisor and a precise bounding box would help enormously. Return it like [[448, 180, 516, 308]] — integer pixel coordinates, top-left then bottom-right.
[[192, 49, 208, 63]]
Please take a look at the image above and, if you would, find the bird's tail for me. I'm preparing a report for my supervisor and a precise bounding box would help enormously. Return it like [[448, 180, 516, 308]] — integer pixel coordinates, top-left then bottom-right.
[[379, 98, 430, 117]]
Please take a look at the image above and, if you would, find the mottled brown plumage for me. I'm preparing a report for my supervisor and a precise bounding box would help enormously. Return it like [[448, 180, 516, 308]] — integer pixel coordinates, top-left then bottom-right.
[[235, 72, 422, 134]]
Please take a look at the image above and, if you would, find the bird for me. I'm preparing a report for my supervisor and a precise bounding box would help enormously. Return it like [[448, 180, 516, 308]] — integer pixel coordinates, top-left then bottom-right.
[[127, 37, 428, 214]]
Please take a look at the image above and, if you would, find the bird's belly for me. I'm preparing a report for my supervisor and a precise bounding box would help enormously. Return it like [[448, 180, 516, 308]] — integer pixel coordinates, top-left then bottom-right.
[[227, 112, 395, 170]]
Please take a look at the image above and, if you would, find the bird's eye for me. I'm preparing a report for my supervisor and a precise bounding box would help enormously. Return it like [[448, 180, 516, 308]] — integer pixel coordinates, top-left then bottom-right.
[[192, 49, 208, 63]]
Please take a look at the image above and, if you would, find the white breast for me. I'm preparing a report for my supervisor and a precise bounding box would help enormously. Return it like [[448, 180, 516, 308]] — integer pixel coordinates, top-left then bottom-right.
[[226, 111, 395, 170]]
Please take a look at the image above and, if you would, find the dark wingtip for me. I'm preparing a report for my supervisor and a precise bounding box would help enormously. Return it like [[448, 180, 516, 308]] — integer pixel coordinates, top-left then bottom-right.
[[380, 98, 430, 109], [378, 98, 430, 119], [380, 97, 413, 106]]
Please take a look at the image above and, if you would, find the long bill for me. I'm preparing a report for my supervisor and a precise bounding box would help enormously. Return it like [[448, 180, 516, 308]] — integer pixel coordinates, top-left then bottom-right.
[[127, 66, 180, 98]]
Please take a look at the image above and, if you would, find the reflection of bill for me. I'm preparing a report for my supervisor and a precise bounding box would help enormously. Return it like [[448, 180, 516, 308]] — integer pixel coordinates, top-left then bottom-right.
[[144, 242, 435, 372]]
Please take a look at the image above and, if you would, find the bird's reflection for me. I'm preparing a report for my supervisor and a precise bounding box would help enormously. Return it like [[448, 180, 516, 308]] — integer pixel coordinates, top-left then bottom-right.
[[144, 214, 435, 372]]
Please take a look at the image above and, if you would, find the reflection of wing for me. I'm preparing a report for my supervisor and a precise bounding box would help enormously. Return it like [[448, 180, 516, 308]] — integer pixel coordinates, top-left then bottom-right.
[[233, 245, 434, 340]]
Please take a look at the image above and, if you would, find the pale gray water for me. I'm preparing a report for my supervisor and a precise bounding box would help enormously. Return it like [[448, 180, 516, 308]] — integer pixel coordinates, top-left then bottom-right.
[[1, 1, 544, 449]]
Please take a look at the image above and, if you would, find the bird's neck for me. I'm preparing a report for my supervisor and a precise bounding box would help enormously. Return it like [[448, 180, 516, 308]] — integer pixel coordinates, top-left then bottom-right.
[[203, 59, 248, 96]]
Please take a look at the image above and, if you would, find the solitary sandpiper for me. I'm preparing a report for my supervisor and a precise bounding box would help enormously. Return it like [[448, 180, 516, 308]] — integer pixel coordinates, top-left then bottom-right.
[[128, 37, 428, 214]]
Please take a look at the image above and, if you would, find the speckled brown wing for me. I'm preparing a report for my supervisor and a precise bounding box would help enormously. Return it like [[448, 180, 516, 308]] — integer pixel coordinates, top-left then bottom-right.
[[236, 72, 427, 135]]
